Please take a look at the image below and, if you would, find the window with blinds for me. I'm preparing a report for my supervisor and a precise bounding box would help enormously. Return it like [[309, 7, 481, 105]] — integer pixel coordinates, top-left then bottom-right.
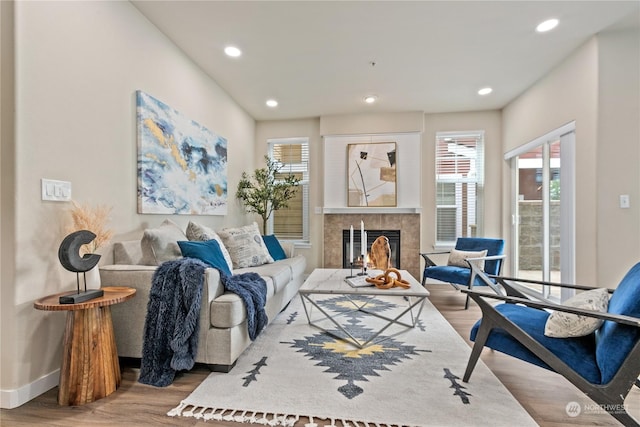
[[267, 138, 310, 242], [435, 131, 484, 246]]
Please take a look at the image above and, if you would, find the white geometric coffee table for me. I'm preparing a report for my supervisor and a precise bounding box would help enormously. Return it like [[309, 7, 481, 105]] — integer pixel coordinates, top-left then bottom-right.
[[298, 268, 429, 348]]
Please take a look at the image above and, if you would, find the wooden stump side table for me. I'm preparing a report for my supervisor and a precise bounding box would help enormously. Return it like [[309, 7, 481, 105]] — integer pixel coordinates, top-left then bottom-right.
[[34, 286, 136, 406]]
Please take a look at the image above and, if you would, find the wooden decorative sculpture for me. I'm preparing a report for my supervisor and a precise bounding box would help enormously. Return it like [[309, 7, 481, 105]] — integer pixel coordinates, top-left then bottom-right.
[[366, 268, 411, 289], [370, 235, 392, 270]]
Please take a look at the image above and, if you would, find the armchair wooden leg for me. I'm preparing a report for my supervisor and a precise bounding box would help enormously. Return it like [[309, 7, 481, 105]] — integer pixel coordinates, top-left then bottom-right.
[[464, 282, 474, 310], [463, 320, 492, 382]]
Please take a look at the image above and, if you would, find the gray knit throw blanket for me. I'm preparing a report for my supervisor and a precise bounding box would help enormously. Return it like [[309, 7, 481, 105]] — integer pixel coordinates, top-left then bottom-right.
[[139, 258, 207, 387], [139, 258, 268, 387]]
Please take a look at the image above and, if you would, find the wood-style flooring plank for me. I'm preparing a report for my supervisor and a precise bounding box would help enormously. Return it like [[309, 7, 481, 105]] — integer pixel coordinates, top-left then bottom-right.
[[1, 284, 637, 426]]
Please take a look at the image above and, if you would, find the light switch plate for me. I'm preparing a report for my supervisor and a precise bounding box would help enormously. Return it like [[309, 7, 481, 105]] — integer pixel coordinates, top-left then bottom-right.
[[42, 179, 72, 202], [619, 194, 630, 209]]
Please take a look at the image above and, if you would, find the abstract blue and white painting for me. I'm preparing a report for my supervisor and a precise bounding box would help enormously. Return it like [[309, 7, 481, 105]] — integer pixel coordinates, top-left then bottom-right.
[[136, 90, 228, 215]]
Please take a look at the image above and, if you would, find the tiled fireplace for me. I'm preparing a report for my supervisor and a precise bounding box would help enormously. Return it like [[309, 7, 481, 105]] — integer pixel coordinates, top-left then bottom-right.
[[341, 229, 401, 269], [323, 213, 421, 280]]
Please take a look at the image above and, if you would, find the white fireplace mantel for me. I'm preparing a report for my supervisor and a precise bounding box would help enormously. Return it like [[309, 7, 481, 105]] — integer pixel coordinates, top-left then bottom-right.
[[323, 207, 421, 214]]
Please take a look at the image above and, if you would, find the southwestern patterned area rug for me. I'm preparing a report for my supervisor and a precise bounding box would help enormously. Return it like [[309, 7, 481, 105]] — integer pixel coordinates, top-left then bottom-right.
[[169, 294, 537, 426]]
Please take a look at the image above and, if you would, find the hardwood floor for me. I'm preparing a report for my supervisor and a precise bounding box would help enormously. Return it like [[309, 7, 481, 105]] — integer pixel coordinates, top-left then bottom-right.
[[2, 284, 638, 426]]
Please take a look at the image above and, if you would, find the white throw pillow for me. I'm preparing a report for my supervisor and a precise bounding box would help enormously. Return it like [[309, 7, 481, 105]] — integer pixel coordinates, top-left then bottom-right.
[[186, 221, 234, 273], [447, 248, 488, 270], [217, 222, 274, 269], [140, 219, 187, 265], [544, 288, 609, 338]]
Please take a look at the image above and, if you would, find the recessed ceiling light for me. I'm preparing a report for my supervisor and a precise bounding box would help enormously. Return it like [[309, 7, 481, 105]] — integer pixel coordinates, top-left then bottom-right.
[[224, 46, 242, 57], [478, 87, 493, 96], [266, 99, 278, 107], [536, 18, 559, 33], [364, 95, 378, 104]]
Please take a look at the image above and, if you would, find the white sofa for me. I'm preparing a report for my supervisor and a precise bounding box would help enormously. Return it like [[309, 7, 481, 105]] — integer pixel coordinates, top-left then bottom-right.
[[100, 238, 306, 372]]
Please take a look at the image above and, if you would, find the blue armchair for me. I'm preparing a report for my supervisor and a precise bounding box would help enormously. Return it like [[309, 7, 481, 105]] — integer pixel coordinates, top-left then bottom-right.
[[462, 262, 640, 426], [420, 237, 506, 309]]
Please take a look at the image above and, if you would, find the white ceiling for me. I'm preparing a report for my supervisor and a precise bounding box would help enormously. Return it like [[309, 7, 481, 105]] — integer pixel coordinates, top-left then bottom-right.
[[132, 1, 639, 121]]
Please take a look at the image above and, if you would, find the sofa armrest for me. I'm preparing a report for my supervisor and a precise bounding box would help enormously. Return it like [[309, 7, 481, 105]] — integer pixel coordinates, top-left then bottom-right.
[[99, 265, 157, 358], [203, 267, 224, 303], [100, 263, 227, 359]]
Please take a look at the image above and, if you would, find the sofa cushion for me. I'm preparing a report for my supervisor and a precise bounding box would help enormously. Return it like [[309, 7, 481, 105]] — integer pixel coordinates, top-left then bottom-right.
[[217, 222, 274, 269], [238, 263, 292, 293], [209, 277, 276, 329], [274, 255, 307, 282], [178, 240, 232, 278], [262, 235, 287, 261], [113, 241, 144, 265], [140, 219, 186, 265], [185, 221, 234, 273]]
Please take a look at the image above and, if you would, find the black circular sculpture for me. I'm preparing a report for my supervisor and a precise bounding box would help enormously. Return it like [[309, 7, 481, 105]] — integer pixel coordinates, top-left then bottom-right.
[[58, 230, 101, 273], [57, 230, 103, 304]]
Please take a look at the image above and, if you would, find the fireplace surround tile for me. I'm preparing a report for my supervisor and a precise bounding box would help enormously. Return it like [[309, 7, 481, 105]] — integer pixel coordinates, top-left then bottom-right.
[[323, 213, 421, 280]]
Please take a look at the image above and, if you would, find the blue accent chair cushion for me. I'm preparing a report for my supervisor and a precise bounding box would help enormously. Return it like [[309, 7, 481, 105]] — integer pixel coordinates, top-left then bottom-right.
[[426, 265, 496, 288], [423, 237, 505, 287], [596, 262, 640, 383], [470, 303, 601, 384], [453, 237, 505, 276]]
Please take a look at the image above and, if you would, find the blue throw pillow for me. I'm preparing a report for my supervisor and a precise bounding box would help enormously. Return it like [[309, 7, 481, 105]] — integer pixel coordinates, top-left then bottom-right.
[[261, 235, 287, 261], [178, 239, 232, 277]]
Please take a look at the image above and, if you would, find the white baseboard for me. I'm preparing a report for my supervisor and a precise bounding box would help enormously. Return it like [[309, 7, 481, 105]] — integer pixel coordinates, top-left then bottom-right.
[[0, 370, 59, 409]]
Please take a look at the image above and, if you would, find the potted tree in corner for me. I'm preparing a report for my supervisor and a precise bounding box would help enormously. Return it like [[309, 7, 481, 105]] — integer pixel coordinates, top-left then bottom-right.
[[236, 155, 301, 234]]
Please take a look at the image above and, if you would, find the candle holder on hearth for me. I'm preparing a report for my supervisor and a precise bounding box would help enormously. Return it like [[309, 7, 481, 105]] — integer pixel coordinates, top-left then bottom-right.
[[358, 259, 368, 276], [345, 262, 357, 279]]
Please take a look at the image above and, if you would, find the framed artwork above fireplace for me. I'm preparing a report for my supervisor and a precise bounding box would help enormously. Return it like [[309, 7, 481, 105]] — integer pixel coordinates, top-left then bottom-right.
[[347, 142, 397, 207]]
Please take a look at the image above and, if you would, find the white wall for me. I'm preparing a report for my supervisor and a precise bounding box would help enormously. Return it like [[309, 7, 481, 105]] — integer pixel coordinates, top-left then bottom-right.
[[1, 1, 255, 407], [422, 111, 503, 252], [254, 118, 322, 270], [502, 23, 640, 285], [596, 24, 640, 284], [502, 39, 599, 283]]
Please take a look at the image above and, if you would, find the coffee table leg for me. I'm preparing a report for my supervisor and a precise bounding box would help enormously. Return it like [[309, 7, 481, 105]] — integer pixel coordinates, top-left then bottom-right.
[[300, 294, 426, 349], [58, 306, 120, 405]]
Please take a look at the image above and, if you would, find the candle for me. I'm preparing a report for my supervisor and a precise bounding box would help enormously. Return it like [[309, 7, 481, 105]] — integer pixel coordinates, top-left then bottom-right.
[[360, 220, 365, 257], [349, 225, 354, 263], [364, 231, 368, 259]]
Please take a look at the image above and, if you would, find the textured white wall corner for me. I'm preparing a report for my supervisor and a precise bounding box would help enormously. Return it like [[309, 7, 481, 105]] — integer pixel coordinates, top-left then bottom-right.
[[0, 370, 58, 409]]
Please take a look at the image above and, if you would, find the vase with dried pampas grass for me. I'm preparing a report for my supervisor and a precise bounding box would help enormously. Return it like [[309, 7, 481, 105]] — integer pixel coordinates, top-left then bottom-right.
[[67, 200, 114, 254], [67, 201, 114, 289]]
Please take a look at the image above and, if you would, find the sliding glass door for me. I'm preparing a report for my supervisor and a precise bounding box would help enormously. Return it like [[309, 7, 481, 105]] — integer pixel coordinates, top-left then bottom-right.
[[506, 123, 575, 301]]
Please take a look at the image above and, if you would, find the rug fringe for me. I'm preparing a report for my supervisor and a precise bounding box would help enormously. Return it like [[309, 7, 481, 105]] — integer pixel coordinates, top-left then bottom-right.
[[169, 404, 419, 427]]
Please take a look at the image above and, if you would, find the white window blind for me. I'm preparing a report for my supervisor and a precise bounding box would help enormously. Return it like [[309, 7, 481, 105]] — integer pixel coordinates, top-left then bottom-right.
[[435, 131, 484, 245], [267, 138, 310, 242]]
